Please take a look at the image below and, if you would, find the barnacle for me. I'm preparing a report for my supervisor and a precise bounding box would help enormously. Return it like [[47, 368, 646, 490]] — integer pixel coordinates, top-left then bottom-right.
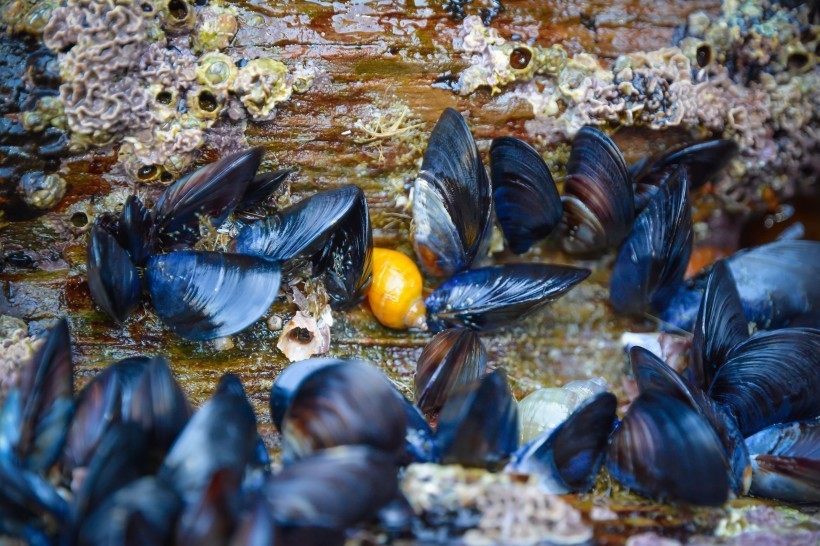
[[157, 0, 196, 35], [192, 4, 238, 53], [231, 58, 292, 121], [187, 84, 227, 123], [195, 51, 237, 91], [0, 319, 40, 398], [19, 172, 67, 210]]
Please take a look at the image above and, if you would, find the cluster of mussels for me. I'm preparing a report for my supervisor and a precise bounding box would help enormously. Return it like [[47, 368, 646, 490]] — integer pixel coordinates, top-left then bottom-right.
[[3, 106, 819, 543]]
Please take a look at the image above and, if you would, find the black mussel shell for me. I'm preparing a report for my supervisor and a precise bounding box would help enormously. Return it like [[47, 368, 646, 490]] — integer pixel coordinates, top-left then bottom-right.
[[415, 328, 487, 414], [745, 419, 820, 503], [214, 374, 270, 475], [412, 108, 492, 277], [237, 169, 290, 213], [159, 378, 258, 505], [630, 347, 750, 494], [631, 139, 737, 210], [560, 126, 634, 255], [118, 195, 156, 267], [229, 497, 278, 546], [0, 318, 73, 474], [313, 187, 373, 309], [609, 168, 692, 318], [146, 251, 281, 340], [77, 477, 181, 546], [175, 467, 241, 546], [490, 136, 562, 254], [265, 446, 398, 531], [233, 185, 362, 264], [507, 392, 617, 493], [426, 263, 590, 332], [269, 358, 341, 431], [280, 360, 407, 462], [607, 391, 730, 505], [128, 356, 191, 463], [155, 147, 263, 247], [87, 223, 143, 323], [436, 369, 518, 469], [271, 358, 435, 465], [661, 239, 820, 331], [690, 261, 748, 391], [709, 328, 820, 437]]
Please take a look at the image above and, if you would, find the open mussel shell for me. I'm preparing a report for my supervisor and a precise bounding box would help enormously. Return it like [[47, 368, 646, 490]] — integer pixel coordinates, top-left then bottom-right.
[[507, 392, 616, 493], [690, 261, 749, 391], [237, 168, 291, 213], [414, 328, 487, 414], [76, 477, 181, 546], [425, 263, 590, 332], [490, 136, 562, 254], [662, 239, 820, 332], [436, 369, 519, 469], [0, 318, 73, 474], [312, 186, 373, 308], [146, 251, 282, 340], [609, 167, 692, 318], [118, 195, 156, 267], [412, 108, 492, 277], [630, 347, 750, 494], [265, 445, 398, 532], [708, 327, 820, 437], [630, 139, 738, 211], [233, 185, 373, 308], [607, 391, 730, 506], [234, 185, 361, 263], [280, 360, 407, 462], [87, 223, 143, 324], [560, 126, 634, 255], [745, 419, 820, 503], [159, 377, 258, 505], [155, 147, 264, 247]]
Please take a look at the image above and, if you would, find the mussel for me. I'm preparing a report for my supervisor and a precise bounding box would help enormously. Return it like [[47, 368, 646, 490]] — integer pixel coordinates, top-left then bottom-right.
[[155, 147, 264, 247], [412, 108, 492, 277], [560, 126, 634, 255], [232, 185, 373, 308], [237, 168, 291, 215], [425, 263, 590, 332], [630, 139, 738, 211], [436, 369, 518, 469], [507, 392, 616, 493], [689, 261, 749, 390], [490, 136, 562, 254], [744, 418, 820, 503], [279, 360, 407, 462], [146, 251, 282, 340], [607, 390, 731, 506], [609, 167, 692, 319], [661, 239, 820, 331], [708, 327, 820, 437], [86, 223, 143, 324], [117, 195, 156, 267], [414, 328, 487, 414], [630, 347, 751, 494]]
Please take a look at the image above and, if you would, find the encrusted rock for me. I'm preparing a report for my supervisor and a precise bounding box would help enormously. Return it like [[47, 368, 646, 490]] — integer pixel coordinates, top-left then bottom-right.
[[231, 58, 292, 121]]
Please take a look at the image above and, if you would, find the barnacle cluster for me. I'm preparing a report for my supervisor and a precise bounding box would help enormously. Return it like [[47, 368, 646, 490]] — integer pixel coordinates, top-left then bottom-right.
[[2, 0, 314, 183], [455, 0, 819, 209], [401, 463, 592, 545]]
